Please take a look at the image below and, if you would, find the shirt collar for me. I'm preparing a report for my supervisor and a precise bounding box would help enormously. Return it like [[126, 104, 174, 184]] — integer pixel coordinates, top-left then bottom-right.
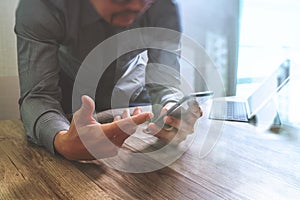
[[80, 0, 104, 27]]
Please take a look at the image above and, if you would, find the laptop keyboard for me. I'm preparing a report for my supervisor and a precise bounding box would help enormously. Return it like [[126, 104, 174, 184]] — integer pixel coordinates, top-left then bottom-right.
[[209, 101, 248, 121], [226, 102, 248, 121]]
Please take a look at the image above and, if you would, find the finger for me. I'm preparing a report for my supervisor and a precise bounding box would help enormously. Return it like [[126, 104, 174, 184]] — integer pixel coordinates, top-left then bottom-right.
[[164, 116, 179, 128], [185, 107, 202, 127], [108, 112, 153, 138], [114, 115, 121, 121], [130, 112, 153, 125], [132, 107, 142, 115], [164, 116, 195, 134], [163, 124, 175, 131], [187, 101, 203, 118], [80, 95, 95, 117], [178, 102, 202, 128], [75, 95, 97, 127], [160, 102, 176, 115], [164, 102, 176, 110], [122, 108, 130, 119], [143, 122, 161, 135]]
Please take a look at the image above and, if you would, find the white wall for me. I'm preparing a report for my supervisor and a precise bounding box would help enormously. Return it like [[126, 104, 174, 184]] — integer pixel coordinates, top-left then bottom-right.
[[0, 0, 20, 119], [178, 0, 240, 96]]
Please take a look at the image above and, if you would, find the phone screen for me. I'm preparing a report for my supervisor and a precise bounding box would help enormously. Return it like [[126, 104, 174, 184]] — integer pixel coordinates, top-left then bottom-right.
[[152, 91, 213, 126]]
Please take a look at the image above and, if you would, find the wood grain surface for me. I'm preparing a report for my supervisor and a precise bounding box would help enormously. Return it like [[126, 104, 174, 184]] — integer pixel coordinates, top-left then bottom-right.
[[1, 116, 300, 200]]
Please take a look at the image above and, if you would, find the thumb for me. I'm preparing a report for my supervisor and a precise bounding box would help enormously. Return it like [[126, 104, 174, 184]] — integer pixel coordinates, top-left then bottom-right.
[[80, 95, 95, 116], [74, 95, 97, 127]]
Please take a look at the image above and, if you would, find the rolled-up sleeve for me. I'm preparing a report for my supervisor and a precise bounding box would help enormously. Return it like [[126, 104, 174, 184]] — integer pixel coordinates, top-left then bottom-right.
[[15, 0, 70, 153]]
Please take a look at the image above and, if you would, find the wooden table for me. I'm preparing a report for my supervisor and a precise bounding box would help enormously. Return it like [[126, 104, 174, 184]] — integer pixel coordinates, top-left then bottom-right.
[[1, 107, 300, 199]]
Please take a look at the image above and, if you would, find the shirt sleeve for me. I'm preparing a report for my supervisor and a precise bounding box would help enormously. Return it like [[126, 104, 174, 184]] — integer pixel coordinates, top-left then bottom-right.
[[15, 0, 70, 154], [145, 0, 184, 115]]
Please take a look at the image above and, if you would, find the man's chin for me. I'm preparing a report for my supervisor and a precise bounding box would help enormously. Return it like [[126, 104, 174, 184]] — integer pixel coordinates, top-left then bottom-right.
[[112, 18, 137, 27], [112, 21, 135, 28], [110, 13, 139, 27]]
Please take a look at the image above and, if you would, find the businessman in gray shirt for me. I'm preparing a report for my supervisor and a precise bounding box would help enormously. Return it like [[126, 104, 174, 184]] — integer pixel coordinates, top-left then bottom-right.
[[15, 0, 202, 161]]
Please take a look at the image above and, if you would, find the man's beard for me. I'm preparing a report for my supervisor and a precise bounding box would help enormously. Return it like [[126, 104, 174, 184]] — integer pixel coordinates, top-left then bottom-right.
[[110, 10, 141, 26]]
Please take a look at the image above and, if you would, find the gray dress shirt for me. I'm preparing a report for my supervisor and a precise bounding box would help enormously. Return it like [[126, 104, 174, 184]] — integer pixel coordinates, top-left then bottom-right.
[[15, 0, 182, 154]]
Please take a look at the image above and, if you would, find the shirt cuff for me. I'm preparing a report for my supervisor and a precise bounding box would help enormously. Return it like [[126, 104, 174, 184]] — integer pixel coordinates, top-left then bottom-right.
[[35, 111, 70, 154]]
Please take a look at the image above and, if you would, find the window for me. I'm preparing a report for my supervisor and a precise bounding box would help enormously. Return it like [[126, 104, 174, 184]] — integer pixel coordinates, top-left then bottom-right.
[[237, 0, 300, 127]]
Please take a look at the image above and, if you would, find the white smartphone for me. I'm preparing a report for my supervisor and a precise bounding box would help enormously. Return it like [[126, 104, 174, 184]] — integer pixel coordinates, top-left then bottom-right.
[[152, 91, 214, 126]]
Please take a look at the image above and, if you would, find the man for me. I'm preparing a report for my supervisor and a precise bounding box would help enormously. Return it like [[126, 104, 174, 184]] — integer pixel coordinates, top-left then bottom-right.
[[15, 0, 202, 161]]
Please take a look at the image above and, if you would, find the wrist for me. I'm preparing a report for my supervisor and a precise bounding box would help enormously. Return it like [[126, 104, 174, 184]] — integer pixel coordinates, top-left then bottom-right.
[[54, 130, 68, 157]]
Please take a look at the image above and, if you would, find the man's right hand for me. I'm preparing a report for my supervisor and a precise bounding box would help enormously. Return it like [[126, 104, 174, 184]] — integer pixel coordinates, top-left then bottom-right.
[[54, 95, 153, 161]]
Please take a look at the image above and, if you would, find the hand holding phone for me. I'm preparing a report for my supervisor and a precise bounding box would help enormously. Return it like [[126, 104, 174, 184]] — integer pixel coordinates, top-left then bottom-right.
[[152, 91, 214, 127]]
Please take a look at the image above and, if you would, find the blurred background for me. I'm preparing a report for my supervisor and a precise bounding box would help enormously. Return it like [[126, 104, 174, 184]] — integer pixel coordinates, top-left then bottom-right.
[[0, 0, 19, 119], [0, 0, 299, 128]]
